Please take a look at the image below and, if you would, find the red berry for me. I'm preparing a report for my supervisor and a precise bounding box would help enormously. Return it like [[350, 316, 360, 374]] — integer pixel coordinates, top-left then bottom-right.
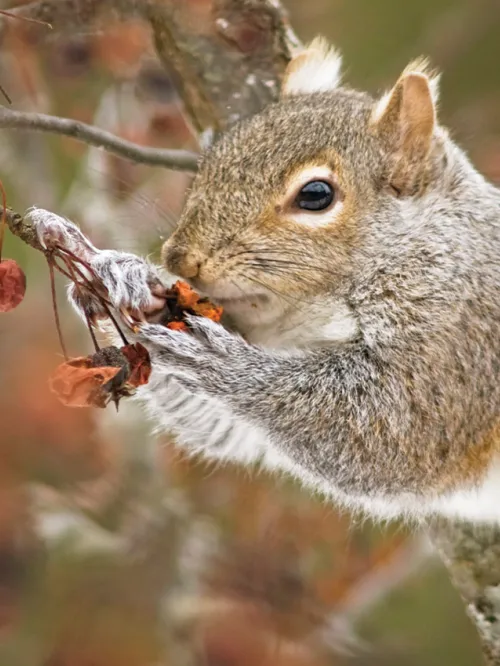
[[0, 258, 26, 312]]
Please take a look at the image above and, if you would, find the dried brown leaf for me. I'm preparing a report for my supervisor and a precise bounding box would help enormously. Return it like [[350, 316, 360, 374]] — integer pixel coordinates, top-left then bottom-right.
[[121, 342, 151, 387], [49, 356, 124, 408], [0, 259, 26, 312]]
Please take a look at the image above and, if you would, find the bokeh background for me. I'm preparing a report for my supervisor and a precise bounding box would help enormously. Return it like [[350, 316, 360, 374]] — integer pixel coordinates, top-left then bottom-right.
[[0, 0, 498, 664]]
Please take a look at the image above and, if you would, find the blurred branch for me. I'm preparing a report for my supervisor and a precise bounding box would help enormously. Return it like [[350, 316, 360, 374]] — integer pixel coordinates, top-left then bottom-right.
[[0, 0, 131, 33], [0, 108, 199, 172], [336, 535, 432, 622], [143, 0, 301, 133], [430, 520, 500, 666], [318, 535, 432, 654], [2, 0, 300, 135]]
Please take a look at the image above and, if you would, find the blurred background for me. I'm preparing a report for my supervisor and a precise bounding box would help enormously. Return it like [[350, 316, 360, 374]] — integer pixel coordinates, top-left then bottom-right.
[[0, 0, 497, 664]]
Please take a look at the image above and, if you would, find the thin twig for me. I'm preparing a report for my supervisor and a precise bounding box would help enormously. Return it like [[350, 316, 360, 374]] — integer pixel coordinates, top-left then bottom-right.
[[0, 8, 52, 28], [5, 208, 54, 253], [0, 179, 7, 262], [48, 259, 69, 360], [0, 83, 11, 105], [0, 107, 199, 172], [55, 247, 130, 345], [59, 254, 100, 353]]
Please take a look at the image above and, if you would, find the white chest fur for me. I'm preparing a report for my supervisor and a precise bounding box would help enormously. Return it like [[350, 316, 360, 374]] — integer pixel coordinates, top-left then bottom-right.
[[244, 298, 359, 348], [431, 458, 500, 523], [343, 458, 500, 524]]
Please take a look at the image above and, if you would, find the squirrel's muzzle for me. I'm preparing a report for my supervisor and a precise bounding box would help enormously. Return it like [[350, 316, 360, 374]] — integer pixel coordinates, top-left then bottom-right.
[[162, 241, 205, 280]]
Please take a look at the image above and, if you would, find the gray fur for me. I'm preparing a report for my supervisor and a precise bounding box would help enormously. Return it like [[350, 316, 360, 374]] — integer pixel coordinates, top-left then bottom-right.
[[29, 60, 500, 522]]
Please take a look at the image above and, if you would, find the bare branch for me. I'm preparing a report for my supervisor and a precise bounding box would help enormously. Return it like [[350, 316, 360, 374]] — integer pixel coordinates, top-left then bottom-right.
[[335, 535, 433, 623], [0, 107, 199, 172], [430, 520, 500, 666], [5, 207, 46, 253]]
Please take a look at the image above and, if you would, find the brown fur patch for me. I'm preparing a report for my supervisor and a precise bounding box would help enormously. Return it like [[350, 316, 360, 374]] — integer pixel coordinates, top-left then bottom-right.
[[433, 423, 500, 494]]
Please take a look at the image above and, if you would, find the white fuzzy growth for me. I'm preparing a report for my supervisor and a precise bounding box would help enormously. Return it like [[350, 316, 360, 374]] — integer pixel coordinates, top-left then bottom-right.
[[282, 36, 342, 96], [25, 206, 97, 257]]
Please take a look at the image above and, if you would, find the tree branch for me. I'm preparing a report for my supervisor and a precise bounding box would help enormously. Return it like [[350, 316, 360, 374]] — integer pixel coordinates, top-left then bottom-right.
[[144, 0, 301, 133], [4, 207, 46, 253], [430, 520, 500, 666], [0, 107, 199, 172]]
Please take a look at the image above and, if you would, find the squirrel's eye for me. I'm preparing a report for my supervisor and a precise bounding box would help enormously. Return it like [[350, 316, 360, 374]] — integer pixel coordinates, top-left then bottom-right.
[[295, 180, 334, 211]]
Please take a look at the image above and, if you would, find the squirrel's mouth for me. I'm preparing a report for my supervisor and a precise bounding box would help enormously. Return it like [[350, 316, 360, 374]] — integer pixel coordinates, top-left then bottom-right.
[[185, 278, 271, 313]]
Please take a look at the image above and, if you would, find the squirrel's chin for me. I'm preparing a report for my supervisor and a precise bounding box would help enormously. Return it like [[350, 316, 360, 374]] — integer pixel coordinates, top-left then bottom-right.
[[219, 294, 285, 333]]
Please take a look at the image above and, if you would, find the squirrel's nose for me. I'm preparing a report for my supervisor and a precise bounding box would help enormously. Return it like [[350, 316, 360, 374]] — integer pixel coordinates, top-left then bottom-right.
[[162, 243, 203, 279]]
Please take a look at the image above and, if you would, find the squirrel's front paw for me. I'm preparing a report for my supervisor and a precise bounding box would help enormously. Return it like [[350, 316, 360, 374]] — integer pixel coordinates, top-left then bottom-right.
[[81, 251, 167, 323], [136, 315, 250, 396]]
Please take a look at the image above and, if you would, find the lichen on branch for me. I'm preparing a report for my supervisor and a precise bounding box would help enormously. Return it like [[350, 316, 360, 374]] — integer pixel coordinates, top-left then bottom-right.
[[5, 208, 46, 254]]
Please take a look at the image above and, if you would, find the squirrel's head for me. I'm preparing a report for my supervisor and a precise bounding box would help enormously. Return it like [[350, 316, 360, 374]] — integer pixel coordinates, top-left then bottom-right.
[[162, 39, 453, 341]]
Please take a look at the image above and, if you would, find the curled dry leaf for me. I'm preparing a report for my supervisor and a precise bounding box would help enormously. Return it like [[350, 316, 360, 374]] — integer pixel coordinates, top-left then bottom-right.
[[121, 342, 151, 387], [49, 344, 152, 409], [49, 347, 129, 409], [49, 357, 123, 409], [174, 280, 200, 310], [163, 280, 223, 330], [0, 259, 26, 312]]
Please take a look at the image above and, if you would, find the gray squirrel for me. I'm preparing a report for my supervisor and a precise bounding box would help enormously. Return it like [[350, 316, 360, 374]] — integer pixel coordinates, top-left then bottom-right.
[[31, 38, 500, 523]]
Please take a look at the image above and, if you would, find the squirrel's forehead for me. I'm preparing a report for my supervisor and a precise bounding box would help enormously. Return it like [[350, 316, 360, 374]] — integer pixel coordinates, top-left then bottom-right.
[[200, 93, 374, 182]]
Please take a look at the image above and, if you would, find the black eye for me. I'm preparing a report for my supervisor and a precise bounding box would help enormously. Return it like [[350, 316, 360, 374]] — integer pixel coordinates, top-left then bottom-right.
[[295, 180, 334, 211]]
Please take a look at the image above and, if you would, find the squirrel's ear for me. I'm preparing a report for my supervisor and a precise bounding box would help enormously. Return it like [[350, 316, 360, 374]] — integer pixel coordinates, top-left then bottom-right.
[[371, 59, 440, 193], [282, 37, 342, 96]]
